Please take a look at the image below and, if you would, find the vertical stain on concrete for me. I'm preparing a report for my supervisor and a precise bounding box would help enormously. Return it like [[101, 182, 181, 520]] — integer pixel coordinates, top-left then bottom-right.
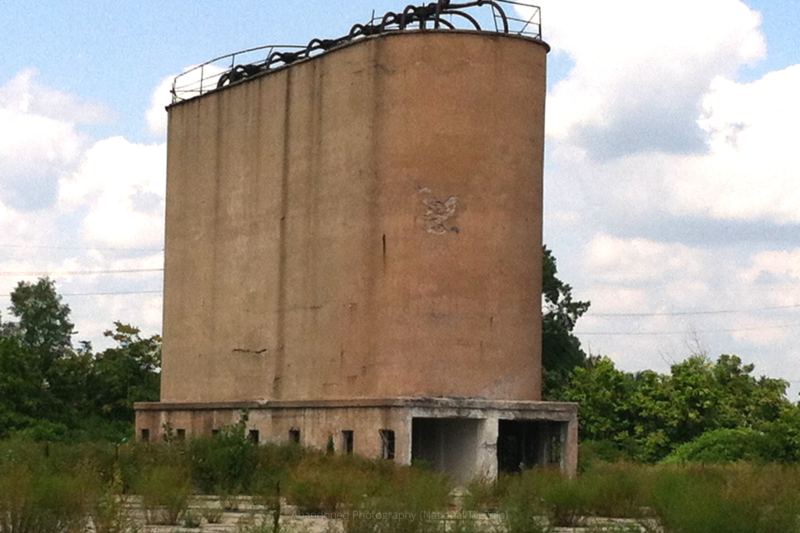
[[273, 71, 293, 400]]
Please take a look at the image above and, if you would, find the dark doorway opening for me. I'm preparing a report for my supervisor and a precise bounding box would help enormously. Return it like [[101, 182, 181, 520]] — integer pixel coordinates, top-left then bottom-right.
[[411, 418, 480, 484], [497, 420, 566, 473]]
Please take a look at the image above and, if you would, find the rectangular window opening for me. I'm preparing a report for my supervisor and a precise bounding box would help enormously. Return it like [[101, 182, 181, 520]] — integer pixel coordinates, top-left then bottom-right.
[[289, 428, 301, 444], [380, 429, 395, 460], [141, 428, 150, 442], [341, 430, 354, 454], [212, 429, 220, 436], [249, 429, 260, 444], [176, 429, 186, 441]]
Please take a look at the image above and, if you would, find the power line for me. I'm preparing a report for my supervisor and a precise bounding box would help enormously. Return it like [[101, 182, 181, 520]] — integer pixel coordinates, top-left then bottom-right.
[[61, 290, 163, 297], [0, 268, 164, 277], [0, 244, 163, 252], [578, 322, 800, 337], [591, 303, 800, 318], [583, 284, 800, 294]]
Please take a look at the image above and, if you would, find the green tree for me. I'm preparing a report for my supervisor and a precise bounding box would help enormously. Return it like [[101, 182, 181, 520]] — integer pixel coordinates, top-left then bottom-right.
[[541, 246, 590, 398], [8, 277, 74, 374], [561, 354, 794, 462], [89, 322, 161, 424], [1, 278, 162, 440], [9, 278, 96, 433], [0, 335, 41, 437]]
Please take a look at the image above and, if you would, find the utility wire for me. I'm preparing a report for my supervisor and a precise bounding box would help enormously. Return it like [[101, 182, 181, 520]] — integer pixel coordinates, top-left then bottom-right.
[[0, 244, 163, 252], [60, 290, 163, 297], [0, 268, 164, 277], [591, 303, 800, 317], [578, 322, 800, 337]]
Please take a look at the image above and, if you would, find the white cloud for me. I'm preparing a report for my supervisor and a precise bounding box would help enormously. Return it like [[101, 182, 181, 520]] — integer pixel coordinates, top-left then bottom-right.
[[0, 70, 95, 210], [147, 65, 225, 137], [58, 136, 166, 248], [146, 76, 173, 137], [0, 70, 168, 348], [585, 234, 708, 283], [536, 0, 765, 157], [666, 65, 800, 223], [0, 68, 111, 124], [534, 1, 799, 229], [740, 248, 800, 284], [730, 316, 794, 345]]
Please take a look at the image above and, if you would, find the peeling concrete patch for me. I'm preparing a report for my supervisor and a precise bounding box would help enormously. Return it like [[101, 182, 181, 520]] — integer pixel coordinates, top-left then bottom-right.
[[422, 196, 459, 234]]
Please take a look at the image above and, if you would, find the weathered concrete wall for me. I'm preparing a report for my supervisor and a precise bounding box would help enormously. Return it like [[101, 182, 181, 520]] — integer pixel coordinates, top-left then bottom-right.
[[136, 398, 578, 477], [161, 31, 547, 404], [138, 402, 410, 463]]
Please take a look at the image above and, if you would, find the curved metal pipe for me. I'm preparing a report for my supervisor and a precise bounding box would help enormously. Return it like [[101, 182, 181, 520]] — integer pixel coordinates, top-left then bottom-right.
[[440, 9, 482, 31], [202, 0, 534, 99], [435, 17, 457, 29], [485, 1, 510, 33]]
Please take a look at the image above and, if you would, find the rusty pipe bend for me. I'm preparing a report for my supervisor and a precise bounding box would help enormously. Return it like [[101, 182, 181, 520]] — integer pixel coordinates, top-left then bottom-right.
[[215, 0, 526, 90]]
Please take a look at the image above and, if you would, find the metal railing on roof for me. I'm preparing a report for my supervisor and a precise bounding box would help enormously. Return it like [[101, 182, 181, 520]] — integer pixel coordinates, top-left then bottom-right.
[[171, 0, 543, 103]]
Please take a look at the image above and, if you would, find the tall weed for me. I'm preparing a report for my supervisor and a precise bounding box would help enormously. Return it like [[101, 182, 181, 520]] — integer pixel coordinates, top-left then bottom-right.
[[0, 463, 91, 533], [137, 465, 192, 525], [649, 464, 800, 533]]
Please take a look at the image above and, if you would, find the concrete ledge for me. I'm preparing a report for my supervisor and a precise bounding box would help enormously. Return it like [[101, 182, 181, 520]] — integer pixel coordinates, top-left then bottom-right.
[[135, 397, 578, 414]]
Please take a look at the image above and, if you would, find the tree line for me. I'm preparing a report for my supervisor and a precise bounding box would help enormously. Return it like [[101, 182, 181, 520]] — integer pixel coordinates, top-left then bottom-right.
[[543, 246, 800, 464], [0, 278, 160, 441], [1, 250, 798, 465]]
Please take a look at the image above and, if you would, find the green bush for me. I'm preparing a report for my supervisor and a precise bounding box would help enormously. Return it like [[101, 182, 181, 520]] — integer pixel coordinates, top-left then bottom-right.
[[343, 465, 451, 533], [236, 513, 276, 533], [117, 440, 189, 494], [580, 465, 651, 519], [251, 441, 308, 511], [137, 465, 192, 525], [537, 471, 591, 527], [578, 440, 629, 472], [183, 509, 202, 528], [200, 502, 225, 524], [463, 475, 514, 513], [662, 428, 773, 464], [187, 431, 258, 494], [500, 469, 550, 533], [0, 463, 92, 533], [289, 454, 380, 514], [90, 488, 137, 533], [500, 466, 650, 530]]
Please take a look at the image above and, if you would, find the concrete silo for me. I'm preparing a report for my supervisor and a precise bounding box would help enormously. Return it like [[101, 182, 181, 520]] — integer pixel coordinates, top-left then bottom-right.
[[136, 0, 578, 481]]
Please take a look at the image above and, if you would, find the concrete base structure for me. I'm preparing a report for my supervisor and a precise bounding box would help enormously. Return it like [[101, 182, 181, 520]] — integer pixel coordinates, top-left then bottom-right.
[[135, 398, 577, 482]]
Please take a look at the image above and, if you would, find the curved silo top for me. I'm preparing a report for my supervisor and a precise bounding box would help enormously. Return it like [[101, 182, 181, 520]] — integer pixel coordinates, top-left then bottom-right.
[[170, 0, 546, 105]]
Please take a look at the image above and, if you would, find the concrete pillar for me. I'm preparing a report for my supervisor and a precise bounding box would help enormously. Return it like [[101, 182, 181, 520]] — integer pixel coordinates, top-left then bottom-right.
[[563, 417, 579, 477], [475, 417, 499, 480]]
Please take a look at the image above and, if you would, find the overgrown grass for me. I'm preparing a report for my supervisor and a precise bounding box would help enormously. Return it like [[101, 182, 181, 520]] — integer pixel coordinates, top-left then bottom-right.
[[493, 463, 800, 533], [2, 435, 800, 533], [649, 464, 800, 533], [137, 465, 192, 525], [0, 462, 92, 533]]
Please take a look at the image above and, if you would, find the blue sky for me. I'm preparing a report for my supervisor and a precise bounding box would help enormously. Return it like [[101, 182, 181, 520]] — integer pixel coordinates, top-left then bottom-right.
[[2, 0, 800, 394]]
